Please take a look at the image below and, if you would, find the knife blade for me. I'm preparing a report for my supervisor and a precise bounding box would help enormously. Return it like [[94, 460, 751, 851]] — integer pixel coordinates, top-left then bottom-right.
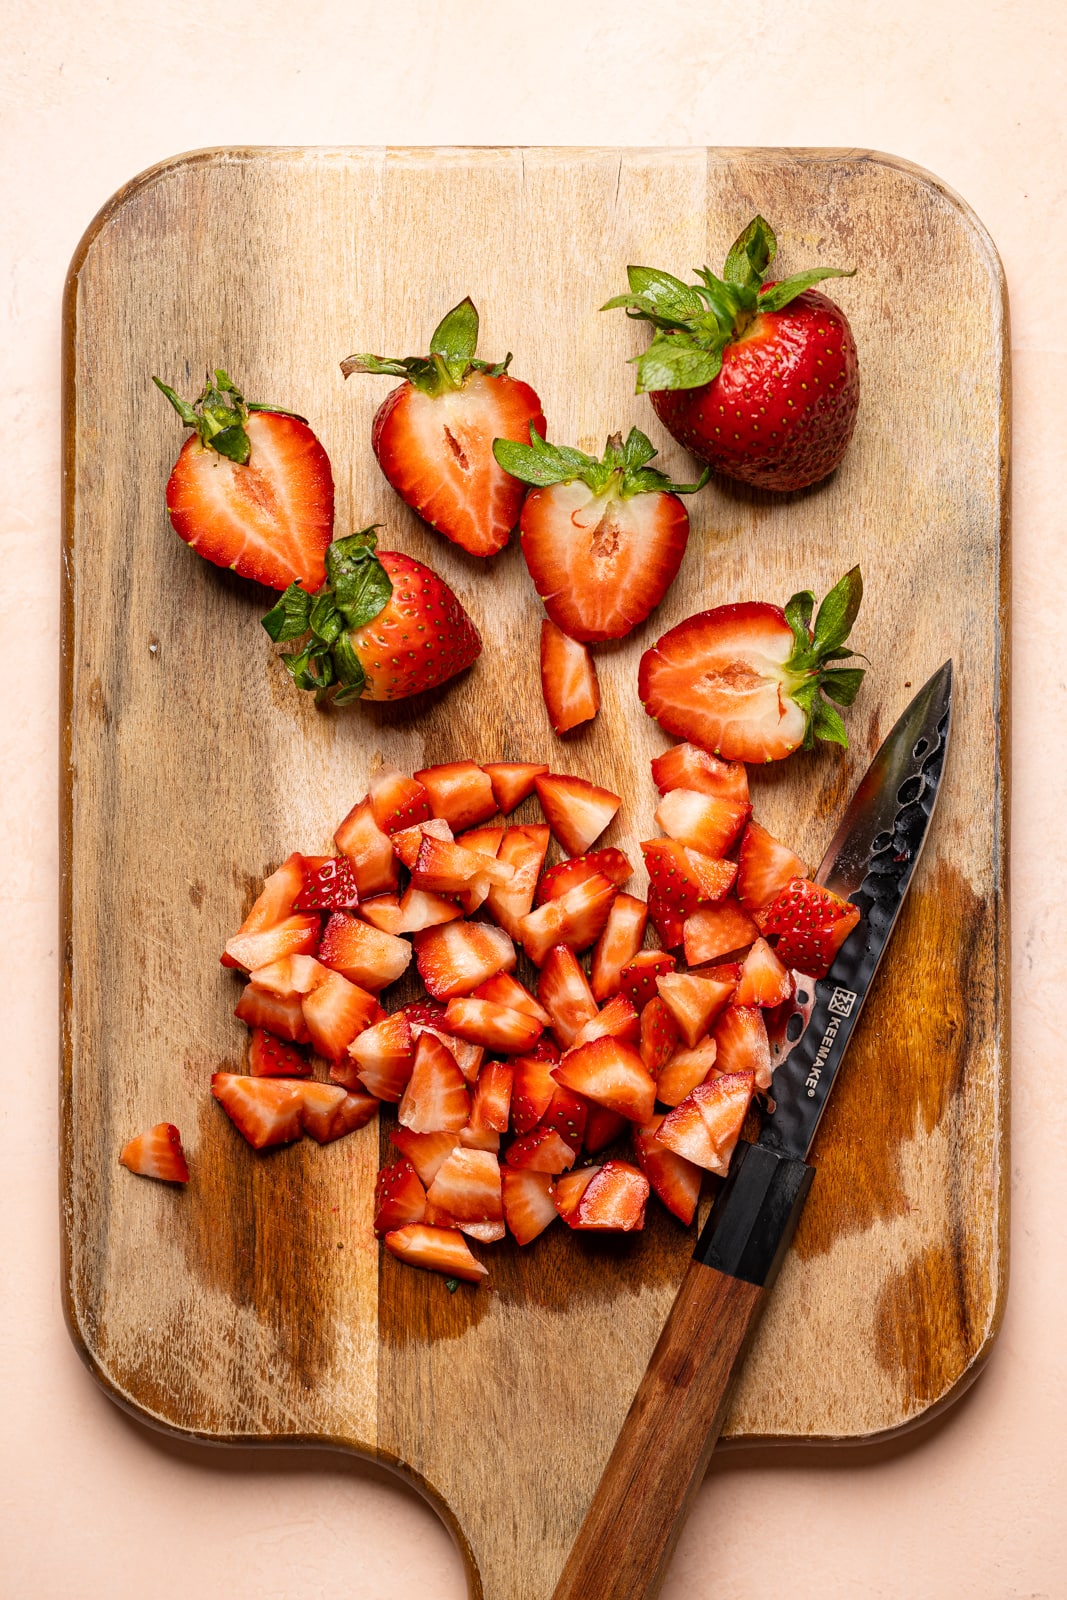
[[550, 661, 953, 1600]]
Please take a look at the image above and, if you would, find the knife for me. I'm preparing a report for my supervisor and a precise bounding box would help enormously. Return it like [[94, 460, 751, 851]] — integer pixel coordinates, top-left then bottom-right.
[[551, 660, 954, 1600]]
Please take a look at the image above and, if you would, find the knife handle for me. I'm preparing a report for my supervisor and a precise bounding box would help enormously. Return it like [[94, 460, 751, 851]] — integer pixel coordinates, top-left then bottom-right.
[[551, 1143, 814, 1600]]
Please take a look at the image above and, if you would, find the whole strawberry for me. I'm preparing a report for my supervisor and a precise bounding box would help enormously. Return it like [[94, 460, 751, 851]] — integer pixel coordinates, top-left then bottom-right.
[[604, 217, 859, 492], [154, 368, 334, 591], [262, 528, 480, 703], [342, 298, 545, 558]]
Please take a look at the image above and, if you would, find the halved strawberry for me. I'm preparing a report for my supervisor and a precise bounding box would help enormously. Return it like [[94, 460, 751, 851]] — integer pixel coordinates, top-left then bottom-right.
[[519, 873, 617, 964], [537, 944, 598, 1046], [335, 797, 400, 897], [397, 1031, 471, 1133], [583, 1106, 629, 1152], [505, 1127, 577, 1173], [468, 1062, 514, 1134], [502, 1169, 558, 1245], [535, 848, 634, 906], [154, 370, 334, 591], [510, 1053, 561, 1135], [301, 969, 380, 1061], [392, 816, 454, 871], [761, 876, 862, 977], [294, 855, 361, 911], [318, 911, 412, 992], [713, 1005, 772, 1091], [346, 1012, 415, 1101], [534, 773, 622, 857], [414, 761, 498, 830], [389, 1127, 459, 1187], [234, 985, 310, 1043], [396, 885, 464, 934], [248, 1029, 310, 1078], [657, 1072, 754, 1174], [358, 893, 407, 935], [736, 822, 808, 915], [222, 914, 321, 976], [572, 993, 641, 1048], [300, 1082, 378, 1143], [639, 996, 681, 1078], [485, 823, 551, 939], [656, 970, 736, 1047], [344, 297, 545, 559], [683, 898, 759, 965], [638, 572, 865, 763], [590, 894, 649, 1000], [554, 1036, 656, 1124], [619, 951, 677, 1012], [733, 937, 792, 1007], [653, 789, 751, 857], [494, 427, 703, 642], [558, 1160, 649, 1231], [442, 998, 544, 1053], [383, 1224, 488, 1283], [374, 1158, 427, 1235], [633, 1115, 703, 1225], [119, 1122, 189, 1183], [540, 619, 600, 734], [655, 1036, 719, 1107], [425, 1146, 503, 1222], [481, 762, 549, 814], [369, 766, 433, 835], [650, 743, 750, 806], [413, 920, 516, 1000], [211, 1074, 306, 1149], [471, 972, 550, 1026]]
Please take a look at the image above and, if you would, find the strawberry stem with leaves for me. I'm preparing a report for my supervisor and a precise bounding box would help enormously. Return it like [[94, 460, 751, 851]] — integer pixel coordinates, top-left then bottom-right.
[[262, 528, 393, 703], [782, 567, 866, 748], [340, 297, 511, 397], [152, 368, 306, 464], [493, 426, 710, 497]]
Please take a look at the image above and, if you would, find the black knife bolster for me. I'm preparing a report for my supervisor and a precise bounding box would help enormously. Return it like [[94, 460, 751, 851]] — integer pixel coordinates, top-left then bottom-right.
[[692, 1142, 815, 1287]]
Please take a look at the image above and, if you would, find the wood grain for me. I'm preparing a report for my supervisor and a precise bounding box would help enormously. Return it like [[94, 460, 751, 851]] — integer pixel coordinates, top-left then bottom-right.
[[61, 147, 1009, 1600]]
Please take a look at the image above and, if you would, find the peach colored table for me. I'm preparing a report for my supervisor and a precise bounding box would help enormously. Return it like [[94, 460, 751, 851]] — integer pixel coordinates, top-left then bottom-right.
[[4, 4, 1066, 1596]]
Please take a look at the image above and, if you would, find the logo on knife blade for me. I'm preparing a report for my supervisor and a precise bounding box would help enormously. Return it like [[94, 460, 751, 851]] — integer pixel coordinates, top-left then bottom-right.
[[828, 987, 857, 1018]]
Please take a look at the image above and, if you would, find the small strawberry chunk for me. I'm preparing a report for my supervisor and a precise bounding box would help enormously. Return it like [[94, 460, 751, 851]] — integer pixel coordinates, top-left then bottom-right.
[[374, 1158, 427, 1234], [119, 1123, 189, 1183], [519, 872, 617, 964], [683, 898, 759, 965], [656, 970, 736, 1047], [733, 937, 793, 1007], [735, 822, 807, 913], [657, 1073, 754, 1174], [392, 816, 454, 870], [398, 1031, 471, 1133], [540, 619, 600, 734], [248, 1029, 310, 1078], [471, 972, 551, 1025], [639, 997, 681, 1078], [633, 1115, 702, 1225], [506, 1127, 577, 1173], [537, 944, 598, 1046], [481, 762, 549, 814], [301, 968, 380, 1061], [590, 893, 649, 1000], [468, 1061, 514, 1134], [502, 1169, 558, 1245], [562, 1160, 649, 1231], [510, 1054, 560, 1135], [485, 823, 551, 939], [553, 1166, 598, 1224], [713, 1004, 773, 1090], [335, 797, 400, 896], [211, 1073, 305, 1149], [414, 919, 516, 1000], [760, 876, 862, 977], [390, 1128, 459, 1187], [396, 885, 464, 933], [222, 914, 321, 975], [414, 761, 498, 830], [650, 744, 750, 806], [384, 1224, 488, 1283], [442, 997, 544, 1053], [318, 911, 412, 991], [234, 985, 310, 1043], [220, 853, 306, 968], [653, 789, 751, 856], [345, 1012, 415, 1101], [359, 893, 407, 935], [412, 834, 515, 894], [655, 1036, 719, 1107], [425, 1146, 503, 1222], [534, 773, 621, 857], [294, 855, 360, 911], [619, 950, 676, 1011], [553, 1036, 656, 1124], [535, 847, 634, 905], [369, 765, 433, 835], [572, 993, 641, 1048], [300, 1081, 378, 1143], [584, 1105, 629, 1152], [536, 1083, 589, 1150]]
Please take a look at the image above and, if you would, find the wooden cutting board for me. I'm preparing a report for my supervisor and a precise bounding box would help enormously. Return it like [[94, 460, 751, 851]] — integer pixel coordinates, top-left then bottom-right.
[[61, 147, 1009, 1600]]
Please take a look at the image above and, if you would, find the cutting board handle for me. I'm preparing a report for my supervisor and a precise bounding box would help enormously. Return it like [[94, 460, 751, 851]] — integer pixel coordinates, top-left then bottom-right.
[[551, 1143, 813, 1600]]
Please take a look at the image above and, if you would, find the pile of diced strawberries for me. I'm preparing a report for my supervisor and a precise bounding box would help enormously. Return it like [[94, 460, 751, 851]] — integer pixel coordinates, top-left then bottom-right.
[[207, 751, 860, 1284]]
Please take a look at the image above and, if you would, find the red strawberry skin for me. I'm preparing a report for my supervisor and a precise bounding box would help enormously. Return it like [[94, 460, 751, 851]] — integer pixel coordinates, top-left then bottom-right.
[[650, 288, 859, 493], [520, 481, 689, 642], [350, 551, 481, 701], [165, 410, 334, 591], [373, 372, 546, 558]]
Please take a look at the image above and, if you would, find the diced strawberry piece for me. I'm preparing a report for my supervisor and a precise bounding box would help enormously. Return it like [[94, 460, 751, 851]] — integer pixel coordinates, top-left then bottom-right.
[[642, 838, 737, 917], [540, 618, 600, 734], [735, 822, 807, 913], [442, 998, 544, 1053], [234, 985, 310, 1043], [318, 911, 412, 992], [368, 765, 433, 835], [713, 1005, 772, 1090], [456, 1218, 506, 1243], [248, 1029, 309, 1078], [301, 969, 380, 1061], [536, 1084, 589, 1150], [572, 993, 641, 1048], [220, 853, 306, 967], [656, 970, 736, 1047], [457, 825, 505, 858], [564, 1160, 649, 1231], [553, 1166, 598, 1224], [396, 885, 463, 933], [374, 1158, 427, 1234], [335, 797, 400, 896], [583, 1105, 629, 1152], [633, 1114, 702, 1225], [485, 824, 551, 938], [468, 1062, 514, 1134], [119, 1122, 189, 1183], [554, 1036, 656, 1123], [537, 944, 598, 1046], [509, 1054, 560, 1135], [384, 1224, 488, 1282], [654, 789, 751, 856], [299, 1082, 378, 1143], [391, 816, 453, 871], [294, 855, 360, 911], [223, 914, 321, 974], [733, 936, 793, 1007], [590, 893, 649, 1000], [211, 1073, 305, 1149], [619, 950, 677, 1011], [535, 847, 634, 906], [650, 744, 750, 806], [457, 1124, 502, 1154], [502, 1169, 558, 1245], [657, 1072, 754, 1174], [655, 1036, 719, 1107], [481, 762, 549, 815], [414, 919, 516, 1000], [420, 1028, 484, 1084], [359, 893, 406, 935], [389, 1127, 459, 1186], [534, 773, 622, 857], [345, 1012, 415, 1101], [398, 1031, 471, 1132], [639, 997, 681, 1078], [412, 834, 514, 895], [645, 886, 686, 952], [425, 1146, 503, 1221], [761, 876, 862, 977], [506, 1127, 577, 1173], [472, 972, 551, 1025], [519, 873, 617, 963], [683, 898, 759, 965], [246, 953, 327, 998], [414, 761, 498, 830]]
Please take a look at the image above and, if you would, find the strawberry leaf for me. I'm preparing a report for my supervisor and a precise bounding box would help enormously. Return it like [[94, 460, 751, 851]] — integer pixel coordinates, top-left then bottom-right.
[[430, 297, 479, 370], [494, 426, 709, 498], [810, 698, 849, 748], [331, 631, 367, 697], [620, 266, 704, 323], [784, 589, 815, 655], [723, 215, 776, 290], [820, 667, 866, 706], [633, 333, 724, 395], [326, 529, 393, 630], [758, 267, 856, 314], [262, 584, 313, 642], [812, 566, 863, 653]]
